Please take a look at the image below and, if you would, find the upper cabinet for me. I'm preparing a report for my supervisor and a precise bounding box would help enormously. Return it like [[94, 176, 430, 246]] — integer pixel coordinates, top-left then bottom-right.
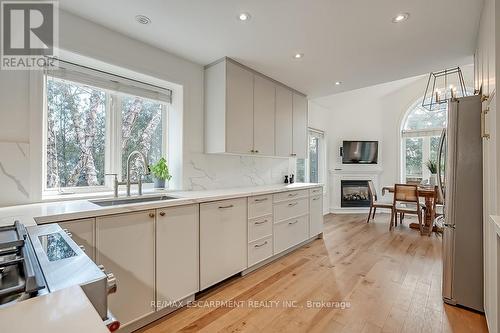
[[292, 93, 307, 159], [205, 58, 307, 158]]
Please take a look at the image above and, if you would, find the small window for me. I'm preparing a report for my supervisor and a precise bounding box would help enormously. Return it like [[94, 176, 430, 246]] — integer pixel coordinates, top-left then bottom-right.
[[296, 129, 326, 184], [44, 61, 171, 194]]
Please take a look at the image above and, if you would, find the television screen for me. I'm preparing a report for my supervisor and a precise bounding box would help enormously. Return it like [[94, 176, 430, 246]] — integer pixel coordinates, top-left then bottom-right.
[[342, 141, 378, 164]]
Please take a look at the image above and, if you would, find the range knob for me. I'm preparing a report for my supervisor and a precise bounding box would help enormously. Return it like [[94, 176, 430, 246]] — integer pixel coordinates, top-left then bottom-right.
[[106, 272, 117, 294]]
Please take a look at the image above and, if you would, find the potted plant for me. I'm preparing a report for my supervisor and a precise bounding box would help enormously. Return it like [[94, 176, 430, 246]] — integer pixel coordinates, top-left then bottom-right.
[[426, 159, 438, 185], [150, 157, 172, 189]]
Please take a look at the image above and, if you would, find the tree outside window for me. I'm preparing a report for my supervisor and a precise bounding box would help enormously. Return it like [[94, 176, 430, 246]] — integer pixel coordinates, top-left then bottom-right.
[[45, 76, 168, 192]]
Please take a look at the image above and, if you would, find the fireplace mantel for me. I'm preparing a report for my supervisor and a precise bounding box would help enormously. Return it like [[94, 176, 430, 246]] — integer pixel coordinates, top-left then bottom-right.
[[329, 167, 383, 213]]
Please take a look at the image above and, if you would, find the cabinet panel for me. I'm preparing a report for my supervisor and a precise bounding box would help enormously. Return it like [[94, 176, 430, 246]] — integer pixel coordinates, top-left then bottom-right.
[[200, 198, 247, 289], [273, 189, 309, 203], [226, 61, 254, 154], [156, 204, 199, 304], [253, 75, 276, 156], [292, 93, 308, 159], [273, 215, 309, 254], [58, 218, 95, 262], [96, 211, 155, 327], [248, 236, 273, 267], [248, 194, 273, 219], [248, 215, 273, 242], [309, 194, 323, 237], [273, 198, 309, 223], [275, 85, 293, 157]]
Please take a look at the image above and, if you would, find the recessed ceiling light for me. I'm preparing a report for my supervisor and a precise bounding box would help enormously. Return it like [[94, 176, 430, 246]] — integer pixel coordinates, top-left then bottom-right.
[[135, 15, 151, 25], [392, 13, 409, 23], [335, 81, 342, 86], [294, 53, 304, 59], [238, 12, 251, 21]]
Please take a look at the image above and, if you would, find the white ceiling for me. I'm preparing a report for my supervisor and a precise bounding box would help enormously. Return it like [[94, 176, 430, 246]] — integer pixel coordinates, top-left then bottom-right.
[[59, 0, 483, 98]]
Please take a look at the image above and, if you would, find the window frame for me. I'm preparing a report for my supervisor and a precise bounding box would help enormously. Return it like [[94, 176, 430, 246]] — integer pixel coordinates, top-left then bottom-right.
[[400, 102, 446, 183], [296, 128, 326, 189], [42, 74, 170, 196]]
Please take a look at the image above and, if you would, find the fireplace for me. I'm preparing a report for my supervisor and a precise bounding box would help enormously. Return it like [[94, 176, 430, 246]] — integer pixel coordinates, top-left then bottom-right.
[[341, 180, 371, 207]]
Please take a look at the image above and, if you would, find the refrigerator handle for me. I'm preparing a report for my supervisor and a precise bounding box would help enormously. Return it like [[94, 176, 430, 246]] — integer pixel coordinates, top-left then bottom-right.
[[437, 128, 446, 203]]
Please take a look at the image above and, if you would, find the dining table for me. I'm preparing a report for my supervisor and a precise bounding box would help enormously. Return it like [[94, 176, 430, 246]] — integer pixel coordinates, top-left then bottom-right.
[[382, 185, 439, 236]]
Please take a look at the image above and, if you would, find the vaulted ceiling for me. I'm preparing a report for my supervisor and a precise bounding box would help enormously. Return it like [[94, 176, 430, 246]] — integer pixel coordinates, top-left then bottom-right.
[[59, 0, 483, 98]]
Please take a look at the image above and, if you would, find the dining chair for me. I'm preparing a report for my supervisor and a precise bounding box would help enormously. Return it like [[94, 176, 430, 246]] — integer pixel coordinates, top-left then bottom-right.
[[392, 184, 425, 231], [366, 180, 394, 227]]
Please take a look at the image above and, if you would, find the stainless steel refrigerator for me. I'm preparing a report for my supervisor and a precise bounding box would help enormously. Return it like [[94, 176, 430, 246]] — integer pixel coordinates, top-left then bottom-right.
[[438, 94, 484, 312]]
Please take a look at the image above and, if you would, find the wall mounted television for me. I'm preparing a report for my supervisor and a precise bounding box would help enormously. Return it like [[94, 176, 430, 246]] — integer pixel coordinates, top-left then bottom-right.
[[342, 141, 378, 164]]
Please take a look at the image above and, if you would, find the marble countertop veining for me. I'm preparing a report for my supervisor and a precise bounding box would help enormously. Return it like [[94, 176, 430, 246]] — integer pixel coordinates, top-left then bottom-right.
[[0, 285, 109, 333], [0, 183, 323, 227]]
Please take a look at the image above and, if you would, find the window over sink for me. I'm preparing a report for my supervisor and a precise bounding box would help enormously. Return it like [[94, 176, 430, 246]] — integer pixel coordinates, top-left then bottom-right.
[[43, 61, 171, 194]]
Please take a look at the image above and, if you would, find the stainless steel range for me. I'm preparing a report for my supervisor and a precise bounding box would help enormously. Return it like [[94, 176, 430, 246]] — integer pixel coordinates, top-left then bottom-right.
[[0, 221, 120, 331]]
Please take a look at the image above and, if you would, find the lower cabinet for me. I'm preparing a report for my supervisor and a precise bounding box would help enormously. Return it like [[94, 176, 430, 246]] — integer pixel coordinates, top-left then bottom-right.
[[273, 215, 309, 254], [96, 210, 156, 328], [200, 198, 247, 290], [156, 204, 199, 304], [309, 193, 324, 237], [58, 218, 96, 261]]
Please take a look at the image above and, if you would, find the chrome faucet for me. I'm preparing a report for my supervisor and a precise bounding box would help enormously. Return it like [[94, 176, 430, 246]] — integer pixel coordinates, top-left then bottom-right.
[[105, 151, 150, 197], [126, 151, 150, 196]]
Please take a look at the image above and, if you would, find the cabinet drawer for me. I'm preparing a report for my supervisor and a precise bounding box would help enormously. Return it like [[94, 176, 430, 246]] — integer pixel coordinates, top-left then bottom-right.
[[248, 215, 273, 242], [274, 215, 309, 254], [309, 187, 322, 196], [248, 194, 272, 219], [274, 198, 308, 223], [273, 189, 309, 203], [248, 236, 273, 267]]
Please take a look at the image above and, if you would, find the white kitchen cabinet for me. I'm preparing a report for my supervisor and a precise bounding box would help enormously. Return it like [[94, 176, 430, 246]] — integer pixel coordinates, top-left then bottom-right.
[[292, 93, 308, 159], [59, 218, 95, 262], [226, 61, 254, 154], [309, 193, 323, 237], [248, 194, 273, 219], [96, 210, 155, 328], [274, 215, 309, 254], [275, 84, 293, 157], [205, 57, 307, 158], [200, 198, 247, 290], [156, 204, 199, 304], [253, 75, 276, 156]]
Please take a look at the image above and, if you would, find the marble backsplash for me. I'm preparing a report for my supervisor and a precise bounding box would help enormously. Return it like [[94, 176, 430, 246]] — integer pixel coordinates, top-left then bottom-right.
[[0, 142, 31, 207], [183, 153, 294, 191]]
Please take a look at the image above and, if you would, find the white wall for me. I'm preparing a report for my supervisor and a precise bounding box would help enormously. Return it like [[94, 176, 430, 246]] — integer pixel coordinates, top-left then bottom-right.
[[308, 101, 330, 214], [313, 66, 474, 211], [475, 0, 499, 331], [0, 10, 292, 206]]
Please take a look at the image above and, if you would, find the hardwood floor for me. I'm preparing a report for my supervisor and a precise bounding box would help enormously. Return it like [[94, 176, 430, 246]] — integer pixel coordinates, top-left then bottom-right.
[[138, 214, 488, 333]]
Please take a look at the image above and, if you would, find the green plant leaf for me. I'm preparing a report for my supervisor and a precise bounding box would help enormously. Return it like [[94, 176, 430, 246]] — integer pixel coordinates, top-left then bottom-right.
[[150, 157, 172, 181]]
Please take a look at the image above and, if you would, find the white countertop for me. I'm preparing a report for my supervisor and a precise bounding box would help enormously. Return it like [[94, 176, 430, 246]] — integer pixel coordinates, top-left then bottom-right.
[[0, 183, 322, 227], [0, 285, 109, 333]]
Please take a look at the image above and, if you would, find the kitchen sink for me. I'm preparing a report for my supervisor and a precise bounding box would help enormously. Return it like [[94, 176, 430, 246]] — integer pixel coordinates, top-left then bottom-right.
[[90, 195, 178, 207]]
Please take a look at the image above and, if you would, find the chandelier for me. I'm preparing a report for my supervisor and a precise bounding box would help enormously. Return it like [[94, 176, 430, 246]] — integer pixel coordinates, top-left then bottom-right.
[[422, 67, 468, 111]]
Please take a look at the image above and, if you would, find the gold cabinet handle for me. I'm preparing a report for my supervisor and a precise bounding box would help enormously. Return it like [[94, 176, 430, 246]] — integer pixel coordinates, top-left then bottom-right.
[[288, 202, 298, 207], [218, 204, 234, 209], [149, 212, 155, 218], [288, 220, 299, 225], [254, 198, 268, 202], [159, 211, 165, 216], [254, 220, 268, 225]]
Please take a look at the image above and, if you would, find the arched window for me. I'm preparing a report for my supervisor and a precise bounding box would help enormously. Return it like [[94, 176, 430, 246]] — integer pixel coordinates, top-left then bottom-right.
[[401, 100, 447, 183]]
